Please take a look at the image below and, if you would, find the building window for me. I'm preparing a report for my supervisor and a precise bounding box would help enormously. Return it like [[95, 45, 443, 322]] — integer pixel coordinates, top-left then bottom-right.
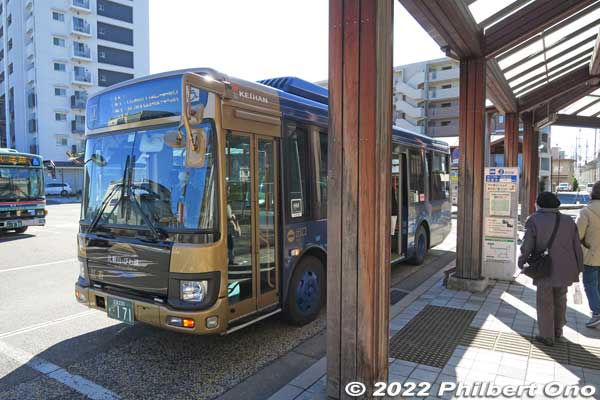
[[441, 121, 451, 126], [55, 112, 67, 121], [56, 136, 68, 146], [442, 66, 452, 70], [54, 63, 66, 71], [97, 45, 134, 68], [98, 69, 133, 87], [441, 84, 452, 89], [55, 88, 67, 96], [53, 37, 66, 47], [7, 14, 11, 26], [7, 38, 12, 51], [97, 22, 133, 45], [52, 11, 65, 22], [441, 103, 451, 107], [8, 63, 12, 75], [498, 115, 505, 124]]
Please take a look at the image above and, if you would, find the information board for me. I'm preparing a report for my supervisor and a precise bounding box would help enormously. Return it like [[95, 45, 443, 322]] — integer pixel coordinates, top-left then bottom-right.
[[482, 167, 519, 281]]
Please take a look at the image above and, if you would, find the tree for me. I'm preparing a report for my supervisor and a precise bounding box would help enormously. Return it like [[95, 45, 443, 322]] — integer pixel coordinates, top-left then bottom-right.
[[572, 177, 579, 192]]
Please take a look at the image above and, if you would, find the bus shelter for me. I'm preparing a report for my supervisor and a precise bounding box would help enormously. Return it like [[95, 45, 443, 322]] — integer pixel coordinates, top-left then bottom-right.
[[326, 0, 600, 397]]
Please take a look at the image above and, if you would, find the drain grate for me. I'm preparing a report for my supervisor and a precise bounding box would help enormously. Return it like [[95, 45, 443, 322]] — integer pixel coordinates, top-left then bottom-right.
[[389, 305, 477, 368], [390, 289, 409, 305], [461, 327, 600, 370]]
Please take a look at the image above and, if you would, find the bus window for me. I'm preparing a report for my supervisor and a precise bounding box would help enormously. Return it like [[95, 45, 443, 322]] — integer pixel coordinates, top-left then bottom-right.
[[285, 124, 309, 220], [318, 131, 328, 219], [409, 149, 425, 203], [430, 153, 450, 201]]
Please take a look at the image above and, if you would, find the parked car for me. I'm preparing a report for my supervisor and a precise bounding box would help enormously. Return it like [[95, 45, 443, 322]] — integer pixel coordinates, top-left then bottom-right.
[[557, 182, 571, 192], [587, 183, 594, 193], [557, 191, 590, 205], [45, 182, 73, 196]]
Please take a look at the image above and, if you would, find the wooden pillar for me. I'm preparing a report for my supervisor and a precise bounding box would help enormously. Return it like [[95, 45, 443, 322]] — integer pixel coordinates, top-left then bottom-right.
[[455, 57, 486, 281], [522, 117, 539, 220], [327, 0, 393, 398], [504, 113, 519, 168]]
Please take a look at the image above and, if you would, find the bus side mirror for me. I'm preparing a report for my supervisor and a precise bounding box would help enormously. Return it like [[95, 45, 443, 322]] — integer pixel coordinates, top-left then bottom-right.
[[182, 84, 206, 168]]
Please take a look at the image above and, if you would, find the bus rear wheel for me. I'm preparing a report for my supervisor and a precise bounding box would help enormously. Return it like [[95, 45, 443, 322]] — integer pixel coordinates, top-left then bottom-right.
[[14, 227, 28, 234], [285, 256, 324, 326], [408, 225, 428, 265]]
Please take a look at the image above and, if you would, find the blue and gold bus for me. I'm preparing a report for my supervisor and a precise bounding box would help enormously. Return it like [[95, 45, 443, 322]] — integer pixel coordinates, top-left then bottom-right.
[[0, 148, 47, 233], [75, 69, 451, 334]]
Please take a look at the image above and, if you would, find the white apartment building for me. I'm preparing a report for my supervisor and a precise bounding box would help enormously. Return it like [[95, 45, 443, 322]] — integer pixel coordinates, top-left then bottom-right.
[[0, 0, 149, 191], [393, 57, 460, 138]]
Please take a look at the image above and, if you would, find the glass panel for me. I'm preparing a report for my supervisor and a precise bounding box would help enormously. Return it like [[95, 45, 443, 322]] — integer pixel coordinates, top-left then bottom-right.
[[257, 138, 276, 295], [430, 153, 450, 201], [226, 133, 253, 305], [82, 123, 219, 239], [286, 125, 308, 219], [409, 149, 425, 203], [318, 132, 328, 218], [0, 167, 43, 200]]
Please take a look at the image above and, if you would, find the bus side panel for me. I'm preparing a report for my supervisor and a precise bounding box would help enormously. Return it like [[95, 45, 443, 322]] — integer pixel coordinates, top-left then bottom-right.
[[281, 219, 327, 304]]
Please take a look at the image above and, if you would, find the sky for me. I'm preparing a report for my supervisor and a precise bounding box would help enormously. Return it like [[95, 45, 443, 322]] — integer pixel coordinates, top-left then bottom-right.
[[148, 0, 444, 81], [149, 0, 587, 154]]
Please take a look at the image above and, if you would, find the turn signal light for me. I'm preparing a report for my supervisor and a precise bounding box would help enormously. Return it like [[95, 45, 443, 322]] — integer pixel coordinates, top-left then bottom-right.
[[44, 209, 48, 216], [166, 316, 195, 329]]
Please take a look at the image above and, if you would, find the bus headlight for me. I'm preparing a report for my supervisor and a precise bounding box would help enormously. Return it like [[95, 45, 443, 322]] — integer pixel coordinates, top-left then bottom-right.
[[79, 261, 87, 278], [180, 280, 208, 302]]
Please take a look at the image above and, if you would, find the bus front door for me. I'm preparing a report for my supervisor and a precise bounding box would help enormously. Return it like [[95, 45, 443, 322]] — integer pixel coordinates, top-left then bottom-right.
[[226, 133, 279, 322]]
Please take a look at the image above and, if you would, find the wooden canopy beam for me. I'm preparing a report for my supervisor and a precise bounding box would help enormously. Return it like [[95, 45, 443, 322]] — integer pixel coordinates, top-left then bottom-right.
[[399, 0, 517, 113], [592, 28, 600, 76], [532, 82, 600, 123], [519, 66, 595, 112], [398, 0, 481, 58], [553, 113, 600, 129], [484, 0, 598, 58], [487, 60, 518, 113]]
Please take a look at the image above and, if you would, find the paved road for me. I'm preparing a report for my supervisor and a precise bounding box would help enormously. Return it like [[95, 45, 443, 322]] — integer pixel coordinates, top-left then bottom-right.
[[0, 204, 456, 400]]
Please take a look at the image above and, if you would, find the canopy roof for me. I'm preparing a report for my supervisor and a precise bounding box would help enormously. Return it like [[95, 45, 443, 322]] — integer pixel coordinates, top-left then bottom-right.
[[400, 0, 600, 128]]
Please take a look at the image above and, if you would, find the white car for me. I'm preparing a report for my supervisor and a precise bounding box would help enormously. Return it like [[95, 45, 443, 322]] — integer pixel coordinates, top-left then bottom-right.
[[556, 182, 570, 192], [45, 182, 73, 196], [587, 183, 594, 193]]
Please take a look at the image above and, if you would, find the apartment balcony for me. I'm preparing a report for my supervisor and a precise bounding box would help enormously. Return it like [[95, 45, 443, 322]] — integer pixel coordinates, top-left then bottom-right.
[[28, 118, 37, 133], [406, 71, 425, 87], [25, 16, 34, 35], [429, 68, 459, 82], [429, 86, 459, 100], [72, 19, 91, 37], [25, 42, 35, 59], [72, 69, 92, 86], [394, 118, 424, 134], [394, 80, 424, 100], [394, 99, 424, 119], [71, 0, 91, 13], [72, 44, 91, 61], [427, 125, 459, 137], [428, 105, 459, 119], [26, 68, 36, 84], [71, 119, 85, 134], [71, 94, 88, 109]]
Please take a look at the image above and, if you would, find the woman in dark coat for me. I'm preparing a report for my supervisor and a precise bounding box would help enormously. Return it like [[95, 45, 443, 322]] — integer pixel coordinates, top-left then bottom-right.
[[518, 192, 584, 346]]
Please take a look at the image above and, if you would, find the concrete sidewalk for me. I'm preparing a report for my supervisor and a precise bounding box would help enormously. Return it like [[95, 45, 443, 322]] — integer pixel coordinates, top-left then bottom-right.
[[267, 263, 600, 400]]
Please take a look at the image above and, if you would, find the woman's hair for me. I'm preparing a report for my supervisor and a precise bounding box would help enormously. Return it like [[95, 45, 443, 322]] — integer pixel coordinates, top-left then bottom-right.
[[536, 191, 561, 209], [592, 181, 600, 200]]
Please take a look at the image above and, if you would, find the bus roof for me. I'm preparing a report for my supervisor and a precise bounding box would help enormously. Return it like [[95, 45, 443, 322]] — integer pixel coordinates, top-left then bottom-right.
[[0, 148, 43, 160], [88, 68, 449, 152]]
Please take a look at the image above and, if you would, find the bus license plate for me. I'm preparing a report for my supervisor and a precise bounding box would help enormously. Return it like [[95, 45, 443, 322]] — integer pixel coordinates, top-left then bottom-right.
[[107, 297, 134, 325]]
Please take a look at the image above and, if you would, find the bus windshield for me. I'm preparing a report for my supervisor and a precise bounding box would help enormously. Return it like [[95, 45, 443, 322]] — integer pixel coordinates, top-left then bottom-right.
[[0, 167, 44, 200], [82, 122, 219, 238]]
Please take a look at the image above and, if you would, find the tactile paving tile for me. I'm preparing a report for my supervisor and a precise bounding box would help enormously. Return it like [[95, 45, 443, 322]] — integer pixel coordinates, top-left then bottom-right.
[[460, 327, 600, 370], [389, 305, 477, 368]]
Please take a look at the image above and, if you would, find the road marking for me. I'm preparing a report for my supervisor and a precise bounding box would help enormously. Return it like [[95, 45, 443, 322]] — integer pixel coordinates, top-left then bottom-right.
[[0, 258, 77, 273], [0, 340, 120, 400], [0, 310, 95, 339]]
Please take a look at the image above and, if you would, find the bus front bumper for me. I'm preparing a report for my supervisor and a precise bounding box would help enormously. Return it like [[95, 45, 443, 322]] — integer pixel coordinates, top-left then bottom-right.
[[0, 218, 45, 229], [74, 283, 227, 335]]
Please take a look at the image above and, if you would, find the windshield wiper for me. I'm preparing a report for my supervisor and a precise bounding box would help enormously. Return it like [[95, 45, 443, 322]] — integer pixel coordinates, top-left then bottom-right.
[[87, 183, 123, 234], [128, 188, 169, 241]]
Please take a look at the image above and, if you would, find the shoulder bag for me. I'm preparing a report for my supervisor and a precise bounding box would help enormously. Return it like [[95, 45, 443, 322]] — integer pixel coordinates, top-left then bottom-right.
[[523, 213, 560, 280]]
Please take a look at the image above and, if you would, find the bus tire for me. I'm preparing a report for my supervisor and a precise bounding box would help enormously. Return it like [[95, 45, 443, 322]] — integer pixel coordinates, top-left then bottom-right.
[[408, 224, 428, 265], [285, 256, 324, 326], [60, 190, 68, 197], [14, 227, 28, 234]]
